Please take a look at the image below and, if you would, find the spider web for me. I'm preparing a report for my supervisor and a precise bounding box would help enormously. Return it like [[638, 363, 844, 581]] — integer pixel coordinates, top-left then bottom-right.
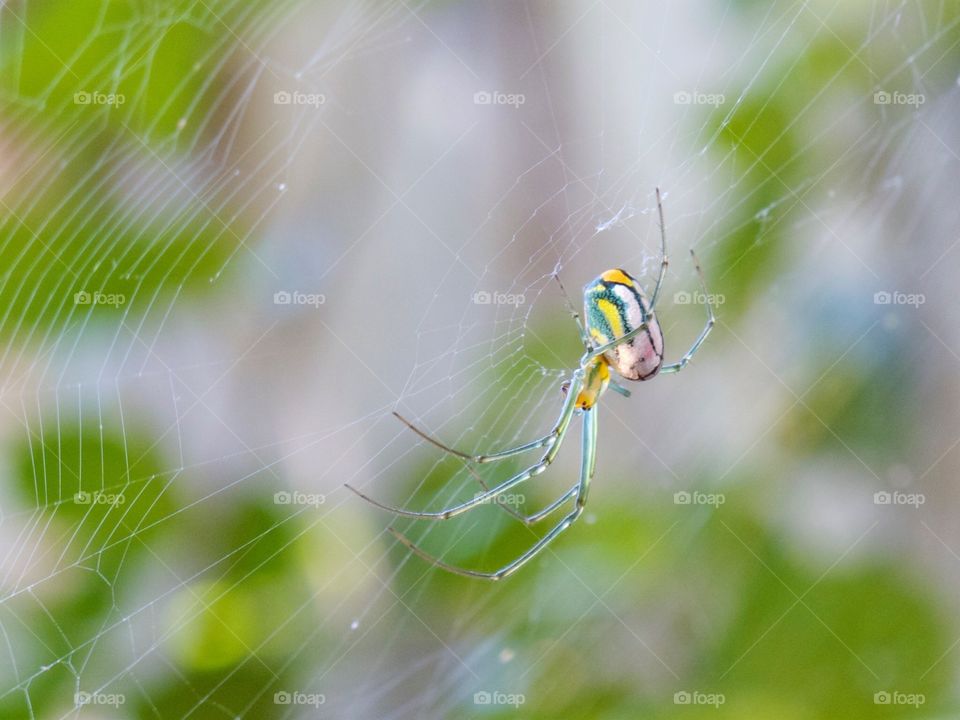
[[1, 0, 959, 718]]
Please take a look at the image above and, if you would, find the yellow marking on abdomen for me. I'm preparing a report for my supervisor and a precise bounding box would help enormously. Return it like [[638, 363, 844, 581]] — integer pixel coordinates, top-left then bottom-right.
[[596, 298, 624, 338], [601, 269, 633, 286]]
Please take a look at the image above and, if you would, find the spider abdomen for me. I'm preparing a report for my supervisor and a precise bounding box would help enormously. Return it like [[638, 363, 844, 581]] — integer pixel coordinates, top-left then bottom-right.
[[584, 268, 664, 381]]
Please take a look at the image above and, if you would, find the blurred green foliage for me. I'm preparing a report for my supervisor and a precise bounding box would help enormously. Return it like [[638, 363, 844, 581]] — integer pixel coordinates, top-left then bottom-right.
[[0, 0, 257, 343], [420, 490, 952, 719]]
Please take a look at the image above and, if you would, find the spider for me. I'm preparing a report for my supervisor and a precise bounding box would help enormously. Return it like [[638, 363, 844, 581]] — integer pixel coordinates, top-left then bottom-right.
[[347, 189, 715, 580]]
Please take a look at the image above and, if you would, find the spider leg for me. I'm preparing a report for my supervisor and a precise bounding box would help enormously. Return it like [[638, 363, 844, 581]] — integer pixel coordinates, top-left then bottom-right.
[[659, 248, 716, 374], [581, 321, 651, 365], [552, 272, 591, 351], [391, 409, 559, 464], [346, 374, 582, 520], [471, 464, 578, 526], [648, 187, 670, 311], [609, 380, 632, 398], [518, 486, 579, 524], [389, 406, 598, 580]]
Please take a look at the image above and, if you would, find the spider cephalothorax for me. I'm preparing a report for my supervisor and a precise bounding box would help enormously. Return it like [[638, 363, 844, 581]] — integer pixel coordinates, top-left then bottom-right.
[[347, 188, 715, 580]]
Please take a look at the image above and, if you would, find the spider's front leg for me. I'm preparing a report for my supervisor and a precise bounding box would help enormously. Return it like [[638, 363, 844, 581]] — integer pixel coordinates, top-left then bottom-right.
[[390, 404, 599, 581], [346, 370, 585, 520], [389, 380, 578, 466], [470, 466, 579, 526]]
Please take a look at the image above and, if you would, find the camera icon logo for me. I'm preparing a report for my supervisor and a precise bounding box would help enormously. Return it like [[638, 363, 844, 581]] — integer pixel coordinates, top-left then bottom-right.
[[274, 91, 292, 105], [673, 91, 692, 104], [473, 91, 492, 105], [873, 91, 891, 105], [473, 691, 491, 705], [473, 290, 492, 304], [274, 291, 291, 305], [74, 291, 92, 305], [873, 291, 891, 304], [674, 491, 692, 505], [674, 290, 692, 305], [274, 691, 291, 704], [274, 491, 292, 505]]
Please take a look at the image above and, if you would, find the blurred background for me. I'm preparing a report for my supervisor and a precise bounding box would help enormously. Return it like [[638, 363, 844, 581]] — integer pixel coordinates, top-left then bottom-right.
[[0, 0, 958, 718]]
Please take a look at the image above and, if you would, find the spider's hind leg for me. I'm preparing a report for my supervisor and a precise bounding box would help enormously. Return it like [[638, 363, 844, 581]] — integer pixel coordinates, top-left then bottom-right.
[[552, 271, 591, 351]]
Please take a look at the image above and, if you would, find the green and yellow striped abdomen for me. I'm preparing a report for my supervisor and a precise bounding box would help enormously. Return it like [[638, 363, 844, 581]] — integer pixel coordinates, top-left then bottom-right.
[[583, 268, 664, 382]]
